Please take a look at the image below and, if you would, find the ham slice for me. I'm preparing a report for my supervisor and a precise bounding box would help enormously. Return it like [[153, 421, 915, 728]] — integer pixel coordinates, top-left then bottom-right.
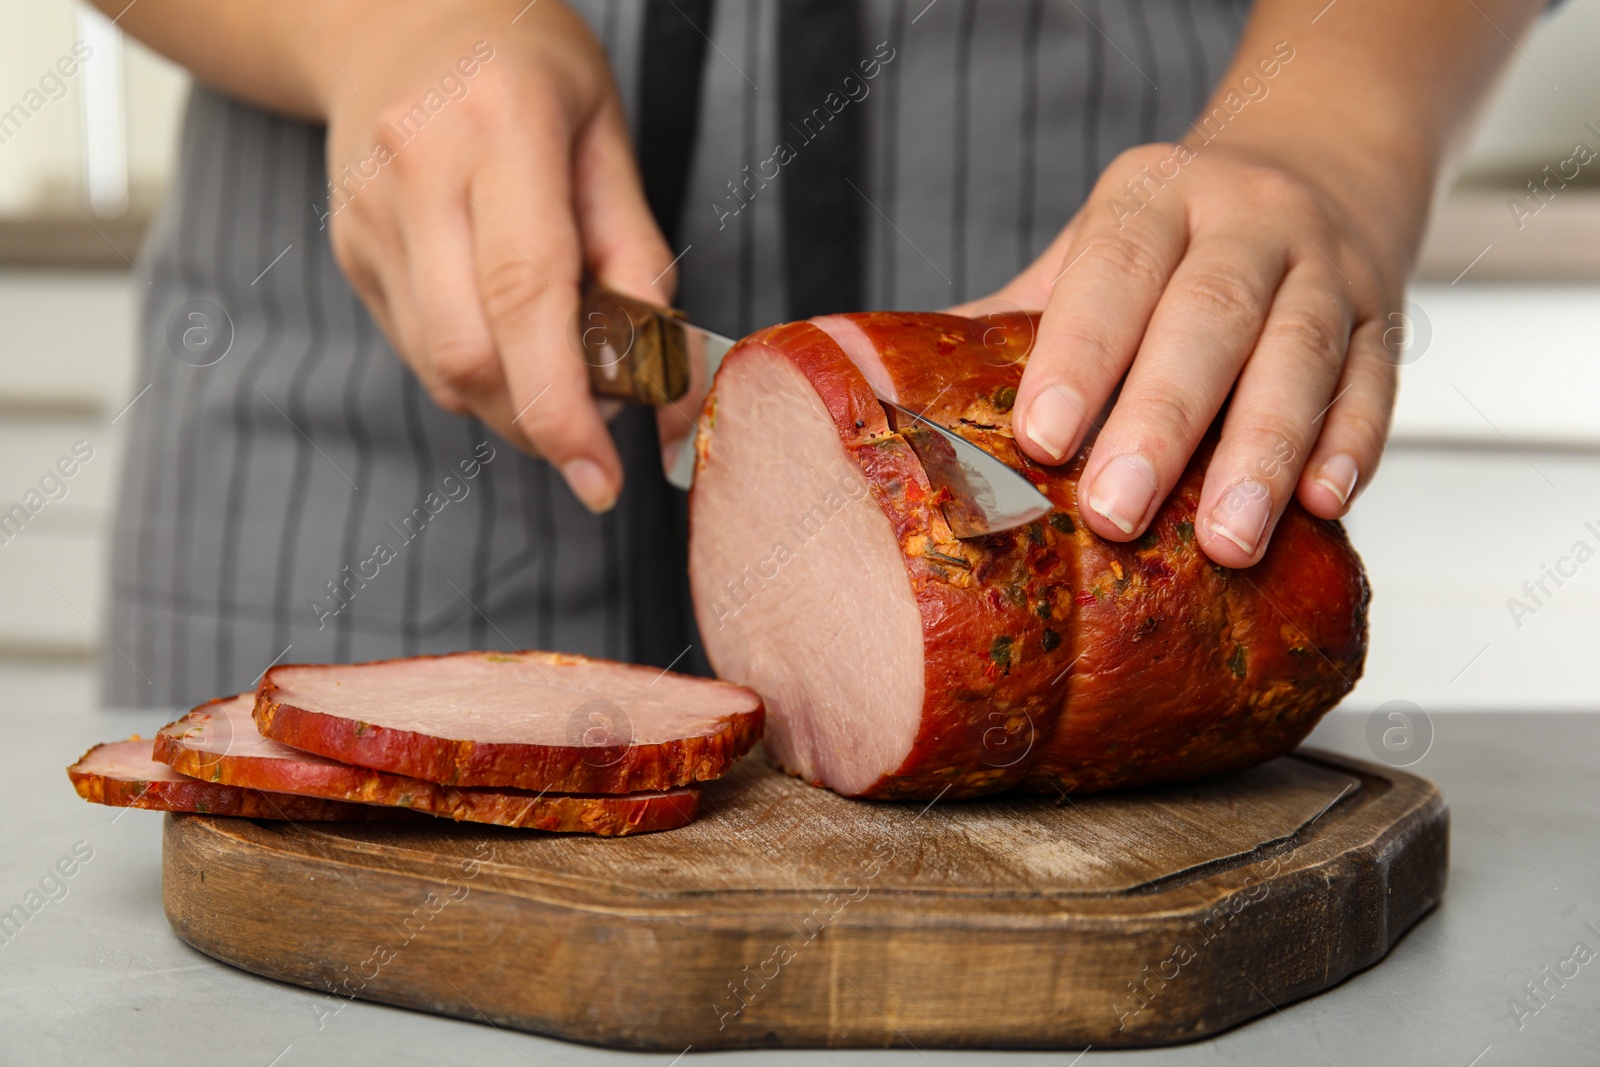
[[67, 738, 392, 821], [689, 311, 1369, 799], [158, 695, 700, 835], [254, 650, 764, 793]]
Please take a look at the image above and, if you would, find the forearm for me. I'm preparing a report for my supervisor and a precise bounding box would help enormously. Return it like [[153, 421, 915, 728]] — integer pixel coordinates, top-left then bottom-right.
[[87, 0, 367, 119], [89, 0, 519, 122], [1195, 0, 1545, 271]]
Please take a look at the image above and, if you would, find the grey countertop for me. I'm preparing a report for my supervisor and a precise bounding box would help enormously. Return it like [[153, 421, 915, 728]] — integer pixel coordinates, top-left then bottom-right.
[[5, 672, 1598, 1066]]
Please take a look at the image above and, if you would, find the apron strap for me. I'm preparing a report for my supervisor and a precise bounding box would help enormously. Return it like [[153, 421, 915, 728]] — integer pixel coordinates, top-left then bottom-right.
[[638, 0, 717, 248], [778, 0, 866, 318]]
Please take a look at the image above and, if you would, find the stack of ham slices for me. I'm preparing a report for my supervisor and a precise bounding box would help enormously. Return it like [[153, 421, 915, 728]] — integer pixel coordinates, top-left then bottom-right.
[[68, 651, 765, 836]]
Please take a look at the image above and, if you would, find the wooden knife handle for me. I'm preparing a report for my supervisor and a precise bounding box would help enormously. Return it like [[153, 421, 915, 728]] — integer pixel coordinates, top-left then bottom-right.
[[579, 283, 691, 406]]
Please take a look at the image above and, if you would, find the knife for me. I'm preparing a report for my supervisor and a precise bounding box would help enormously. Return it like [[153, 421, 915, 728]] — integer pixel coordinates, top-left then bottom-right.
[[579, 285, 1053, 538]]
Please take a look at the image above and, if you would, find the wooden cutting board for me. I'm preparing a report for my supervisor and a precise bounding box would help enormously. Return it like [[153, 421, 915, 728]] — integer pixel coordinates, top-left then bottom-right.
[[162, 746, 1446, 1050]]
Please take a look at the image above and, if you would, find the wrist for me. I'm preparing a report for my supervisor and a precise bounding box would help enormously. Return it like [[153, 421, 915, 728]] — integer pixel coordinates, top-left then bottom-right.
[[309, 0, 502, 118], [305, 1, 416, 118]]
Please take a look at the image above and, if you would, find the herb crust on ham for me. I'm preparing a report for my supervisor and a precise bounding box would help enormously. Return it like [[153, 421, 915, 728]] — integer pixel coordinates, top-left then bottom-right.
[[689, 311, 1368, 800]]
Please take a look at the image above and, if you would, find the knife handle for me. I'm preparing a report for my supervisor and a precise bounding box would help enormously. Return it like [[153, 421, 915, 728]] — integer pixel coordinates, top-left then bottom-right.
[[579, 283, 691, 406]]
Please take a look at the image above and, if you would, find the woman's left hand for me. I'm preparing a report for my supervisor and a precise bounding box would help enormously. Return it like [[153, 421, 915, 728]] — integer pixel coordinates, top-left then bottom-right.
[[956, 139, 1404, 568]]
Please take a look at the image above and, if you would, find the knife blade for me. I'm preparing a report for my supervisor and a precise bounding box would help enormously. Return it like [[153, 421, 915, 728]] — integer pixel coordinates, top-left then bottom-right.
[[579, 285, 1052, 537], [880, 400, 1054, 538], [662, 321, 734, 490]]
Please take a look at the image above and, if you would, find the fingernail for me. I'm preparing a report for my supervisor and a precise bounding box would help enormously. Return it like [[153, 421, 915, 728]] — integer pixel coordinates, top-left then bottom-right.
[[561, 458, 617, 513], [1085, 452, 1158, 535], [1023, 385, 1085, 463], [1209, 479, 1271, 556], [1313, 454, 1359, 506]]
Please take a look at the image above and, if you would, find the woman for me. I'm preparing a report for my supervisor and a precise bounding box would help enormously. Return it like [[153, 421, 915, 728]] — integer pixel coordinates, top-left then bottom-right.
[[97, 0, 1542, 707]]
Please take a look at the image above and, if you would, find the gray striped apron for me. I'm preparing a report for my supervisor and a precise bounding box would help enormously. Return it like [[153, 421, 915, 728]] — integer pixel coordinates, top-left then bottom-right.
[[104, 0, 1248, 707]]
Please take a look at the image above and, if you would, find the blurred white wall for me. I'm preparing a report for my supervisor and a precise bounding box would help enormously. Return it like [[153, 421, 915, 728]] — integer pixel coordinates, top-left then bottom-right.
[[1461, 0, 1600, 179], [0, 0, 186, 215]]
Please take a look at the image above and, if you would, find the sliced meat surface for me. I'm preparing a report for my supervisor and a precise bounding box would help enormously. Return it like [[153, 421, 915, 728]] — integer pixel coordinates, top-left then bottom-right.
[[67, 738, 391, 820], [689, 312, 1369, 800], [160, 695, 700, 835], [688, 336, 925, 796], [255, 650, 763, 793], [810, 314, 897, 401]]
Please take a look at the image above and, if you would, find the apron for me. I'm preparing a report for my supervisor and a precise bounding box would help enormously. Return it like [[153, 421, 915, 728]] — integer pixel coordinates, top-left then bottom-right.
[[103, 0, 1248, 707]]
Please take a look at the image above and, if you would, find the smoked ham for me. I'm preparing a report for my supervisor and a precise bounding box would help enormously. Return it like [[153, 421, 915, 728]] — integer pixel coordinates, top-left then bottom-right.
[[689, 311, 1368, 800], [254, 650, 764, 793], [158, 694, 700, 835], [67, 738, 393, 820]]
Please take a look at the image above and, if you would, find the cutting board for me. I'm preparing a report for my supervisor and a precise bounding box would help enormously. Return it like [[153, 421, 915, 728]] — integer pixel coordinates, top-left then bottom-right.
[[162, 746, 1446, 1050]]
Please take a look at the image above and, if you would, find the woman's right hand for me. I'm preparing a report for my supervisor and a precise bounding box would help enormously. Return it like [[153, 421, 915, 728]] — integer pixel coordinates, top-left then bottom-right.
[[319, 0, 675, 512]]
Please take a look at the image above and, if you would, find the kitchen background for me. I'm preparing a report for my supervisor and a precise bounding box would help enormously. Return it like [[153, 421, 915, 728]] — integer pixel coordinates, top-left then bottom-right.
[[2, 0, 1598, 716]]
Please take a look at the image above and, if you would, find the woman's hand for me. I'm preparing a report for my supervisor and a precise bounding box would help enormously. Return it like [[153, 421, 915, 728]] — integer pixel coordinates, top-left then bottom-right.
[[321, 1, 673, 512], [959, 140, 1402, 567], [953, 0, 1546, 568]]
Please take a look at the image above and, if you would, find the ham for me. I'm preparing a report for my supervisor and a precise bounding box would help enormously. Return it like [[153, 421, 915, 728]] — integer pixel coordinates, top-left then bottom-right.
[[67, 738, 393, 821], [689, 311, 1369, 800], [254, 650, 764, 793], [158, 694, 701, 835]]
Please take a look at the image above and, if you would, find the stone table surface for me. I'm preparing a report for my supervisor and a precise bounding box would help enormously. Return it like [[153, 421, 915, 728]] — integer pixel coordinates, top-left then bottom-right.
[[5, 682, 1598, 1066]]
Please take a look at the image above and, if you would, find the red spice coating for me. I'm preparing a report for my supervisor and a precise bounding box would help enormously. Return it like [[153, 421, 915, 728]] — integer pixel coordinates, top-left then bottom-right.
[[254, 650, 764, 794], [158, 697, 701, 835], [67, 738, 394, 821], [696, 312, 1368, 799]]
